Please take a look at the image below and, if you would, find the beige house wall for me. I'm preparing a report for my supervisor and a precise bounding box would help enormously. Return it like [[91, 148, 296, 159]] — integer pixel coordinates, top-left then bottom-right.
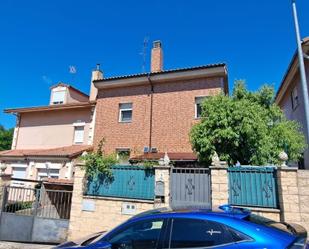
[[15, 108, 92, 149], [67, 88, 89, 104], [0, 160, 75, 185], [277, 60, 309, 168]]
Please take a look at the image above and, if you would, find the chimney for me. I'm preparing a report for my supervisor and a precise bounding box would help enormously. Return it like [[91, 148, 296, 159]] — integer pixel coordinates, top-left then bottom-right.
[[89, 64, 103, 101], [151, 40, 163, 72]]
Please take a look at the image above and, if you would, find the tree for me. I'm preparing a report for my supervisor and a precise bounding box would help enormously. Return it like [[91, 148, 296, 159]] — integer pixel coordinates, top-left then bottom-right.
[[190, 81, 307, 166], [80, 138, 118, 179], [0, 125, 14, 151]]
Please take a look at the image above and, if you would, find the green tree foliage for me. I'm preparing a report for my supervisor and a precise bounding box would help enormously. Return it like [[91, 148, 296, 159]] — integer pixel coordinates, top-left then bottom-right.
[[0, 125, 14, 151], [80, 138, 118, 178], [190, 81, 307, 166]]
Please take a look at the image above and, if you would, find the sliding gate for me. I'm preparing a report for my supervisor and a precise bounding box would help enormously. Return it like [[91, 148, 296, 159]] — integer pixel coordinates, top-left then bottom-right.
[[0, 185, 72, 243], [170, 167, 211, 209]]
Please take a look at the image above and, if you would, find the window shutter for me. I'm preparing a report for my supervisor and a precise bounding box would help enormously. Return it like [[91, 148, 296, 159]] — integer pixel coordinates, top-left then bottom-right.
[[74, 126, 84, 144], [52, 91, 65, 103]]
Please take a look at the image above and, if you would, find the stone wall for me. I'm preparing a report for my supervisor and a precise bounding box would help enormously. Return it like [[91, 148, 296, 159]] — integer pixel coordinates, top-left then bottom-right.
[[68, 164, 170, 240], [68, 164, 309, 240]]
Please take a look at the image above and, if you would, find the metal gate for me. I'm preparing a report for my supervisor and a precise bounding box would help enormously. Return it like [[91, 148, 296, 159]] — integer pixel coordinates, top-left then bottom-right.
[[0, 185, 72, 243], [170, 167, 211, 209]]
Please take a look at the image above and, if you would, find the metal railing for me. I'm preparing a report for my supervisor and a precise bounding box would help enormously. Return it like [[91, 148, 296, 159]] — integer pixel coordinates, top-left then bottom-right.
[[1, 186, 73, 219], [85, 165, 155, 200], [228, 166, 278, 208]]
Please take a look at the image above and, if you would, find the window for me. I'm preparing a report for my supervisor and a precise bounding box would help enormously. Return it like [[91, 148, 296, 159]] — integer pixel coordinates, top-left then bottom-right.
[[291, 86, 299, 110], [169, 218, 235, 248], [195, 96, 207, 118], [116, 148, 130, 164], [108, 219, 164, 249], [52, 90, 66, 105], [37, 168, 60, 180], [119, 103, 132, 122], [12, 167, 27, 179], [74, 126, 84, 144]]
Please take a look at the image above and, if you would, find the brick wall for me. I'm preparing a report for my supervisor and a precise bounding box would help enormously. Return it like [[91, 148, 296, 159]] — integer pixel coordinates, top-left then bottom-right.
[[94, 77, 223, 155]]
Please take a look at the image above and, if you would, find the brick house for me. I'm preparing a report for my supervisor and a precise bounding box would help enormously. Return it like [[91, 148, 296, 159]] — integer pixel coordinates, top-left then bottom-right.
[[0, 83, 96, 185], [275, 37, 309, 169], [92, 41, 228, 165]]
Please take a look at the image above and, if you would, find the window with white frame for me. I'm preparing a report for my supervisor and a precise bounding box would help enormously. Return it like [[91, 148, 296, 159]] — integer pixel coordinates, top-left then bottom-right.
[[37, 168, 60, 180], [119, 103, 133, 122], [116, 148, 131, 164], [74, 126, 84, 144], [52, 90, 66, 105], [291, 86, 299, 110], [195, 96, 207, 118]]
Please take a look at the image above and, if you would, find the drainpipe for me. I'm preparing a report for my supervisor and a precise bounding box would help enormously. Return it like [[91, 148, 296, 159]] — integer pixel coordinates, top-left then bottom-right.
[[147, 74, 154, 150]]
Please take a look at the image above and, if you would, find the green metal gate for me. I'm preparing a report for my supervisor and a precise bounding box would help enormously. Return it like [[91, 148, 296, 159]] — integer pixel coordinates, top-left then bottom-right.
[[228, 166, 278, 208]]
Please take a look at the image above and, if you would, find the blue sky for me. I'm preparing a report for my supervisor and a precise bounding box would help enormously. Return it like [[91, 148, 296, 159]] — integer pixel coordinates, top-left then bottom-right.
[[0, 0, 309, 128]]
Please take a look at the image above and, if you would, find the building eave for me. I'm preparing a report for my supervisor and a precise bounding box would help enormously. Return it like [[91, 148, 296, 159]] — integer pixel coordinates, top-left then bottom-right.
[[275, 37, 309, 105], [94, 64, 227, 91], [4, 101, 96, 114]]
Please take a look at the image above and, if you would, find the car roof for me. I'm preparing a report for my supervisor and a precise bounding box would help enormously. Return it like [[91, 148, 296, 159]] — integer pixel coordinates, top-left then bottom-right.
[[131, 205, 251, 221]]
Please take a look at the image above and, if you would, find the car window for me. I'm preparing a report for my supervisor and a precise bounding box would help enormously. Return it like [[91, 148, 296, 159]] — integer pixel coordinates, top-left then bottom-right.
[[225, 226, 251, 242], [169, 218, 235, 248], [108, 219, 164, 249]]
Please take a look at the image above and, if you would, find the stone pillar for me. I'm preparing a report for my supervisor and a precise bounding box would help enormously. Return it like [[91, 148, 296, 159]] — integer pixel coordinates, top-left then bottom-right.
[[68, 161, 86, 240], [297, 170, 309, 233], [154, 166, 170, 208], [210, 163, 228, 207], [0, 174, 12, 209], [277, 167, 301, 223]]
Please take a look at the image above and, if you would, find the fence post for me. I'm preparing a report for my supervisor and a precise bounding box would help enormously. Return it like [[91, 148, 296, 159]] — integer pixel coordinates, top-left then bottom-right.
[[0, 174, 11, 210], [68, 160, 86, 240], [277, 167, 301, 223], [210, 161, 228, 207], [154, 165, 170, 208]]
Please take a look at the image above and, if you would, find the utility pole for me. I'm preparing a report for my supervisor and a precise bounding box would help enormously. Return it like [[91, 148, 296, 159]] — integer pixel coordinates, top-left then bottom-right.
[[291, 0, 309, 142]]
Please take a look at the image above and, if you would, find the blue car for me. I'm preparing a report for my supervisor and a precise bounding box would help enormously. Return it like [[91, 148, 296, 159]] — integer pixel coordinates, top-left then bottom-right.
[[55, 205, 308, 249]]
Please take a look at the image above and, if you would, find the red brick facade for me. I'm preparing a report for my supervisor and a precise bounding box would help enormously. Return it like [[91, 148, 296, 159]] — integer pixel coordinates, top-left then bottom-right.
[[94, 76, 225, 156]]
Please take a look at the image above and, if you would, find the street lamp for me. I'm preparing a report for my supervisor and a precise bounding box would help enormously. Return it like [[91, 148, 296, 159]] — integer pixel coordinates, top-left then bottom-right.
[[291, 0, 309, 143]]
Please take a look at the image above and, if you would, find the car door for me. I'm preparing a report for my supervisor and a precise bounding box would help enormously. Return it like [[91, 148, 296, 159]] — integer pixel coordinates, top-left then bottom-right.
[[164, 218, 240, 249], [105, 218, 167, 249]]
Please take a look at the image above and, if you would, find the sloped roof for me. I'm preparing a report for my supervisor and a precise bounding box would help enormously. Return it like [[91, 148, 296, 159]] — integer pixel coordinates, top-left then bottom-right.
[[0, 145, 93, 159], [50, 82, 89, 98], [275, 37, 309, 104], [4, 101, 95, 114], [94, 63, 226, 82]]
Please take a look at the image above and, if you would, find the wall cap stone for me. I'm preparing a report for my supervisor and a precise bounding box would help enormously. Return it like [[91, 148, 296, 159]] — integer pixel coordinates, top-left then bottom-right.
[[153, 165, 171, 169], [83, 195, 155, 204], [277, 166, 298, 172], [210, 166, 228, 170]]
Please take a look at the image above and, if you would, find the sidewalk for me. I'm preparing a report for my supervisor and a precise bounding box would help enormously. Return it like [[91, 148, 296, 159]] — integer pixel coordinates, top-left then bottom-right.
[[0, 242, 54, 249]]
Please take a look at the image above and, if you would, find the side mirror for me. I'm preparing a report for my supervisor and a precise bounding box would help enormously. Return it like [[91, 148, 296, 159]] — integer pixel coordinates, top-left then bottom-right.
[[96, 241, 112, 249]]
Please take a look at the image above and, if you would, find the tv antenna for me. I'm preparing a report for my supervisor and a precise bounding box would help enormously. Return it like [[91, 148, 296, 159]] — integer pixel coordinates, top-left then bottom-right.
[[139, 36, 149, 73]]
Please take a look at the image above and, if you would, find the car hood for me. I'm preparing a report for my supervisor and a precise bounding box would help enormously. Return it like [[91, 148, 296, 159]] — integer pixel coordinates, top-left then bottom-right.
[[54, 231, 107, 248]]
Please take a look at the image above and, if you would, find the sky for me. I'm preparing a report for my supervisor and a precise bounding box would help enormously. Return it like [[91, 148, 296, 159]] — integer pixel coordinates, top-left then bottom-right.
[[0, 0, 309, 128]]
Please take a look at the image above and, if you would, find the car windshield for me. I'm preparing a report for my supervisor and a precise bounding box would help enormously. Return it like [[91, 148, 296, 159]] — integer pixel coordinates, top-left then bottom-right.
[[81, 232, 106, 246]]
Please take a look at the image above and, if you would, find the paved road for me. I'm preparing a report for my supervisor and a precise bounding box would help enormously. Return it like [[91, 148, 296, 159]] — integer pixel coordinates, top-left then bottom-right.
[[0, 242, 54, 249]]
